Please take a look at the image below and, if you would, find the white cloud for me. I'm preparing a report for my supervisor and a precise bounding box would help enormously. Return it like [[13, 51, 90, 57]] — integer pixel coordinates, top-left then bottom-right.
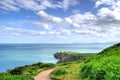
[[0, 0, 20, 11], [8, 20, 28, 27], [33, 22, 53, 30], [95, 0, 120, 21], [97, 7, 120, 21], [37, 11, 63, 23], [1, 0, 120, 43], [15, 0, 45, 11], [91, 0, 120, 39], [95, 0, 115, 8], [40, 0, 61, 9], [62, 0, 78, 10], [36, 9, 120, 39], [0, 26, 71, 36], [97, 7, 114, 19], [0, 0, 79, 11], [65, 12, 96, 27], [37, 11, 96, 28], [0, 26, 47, 36]]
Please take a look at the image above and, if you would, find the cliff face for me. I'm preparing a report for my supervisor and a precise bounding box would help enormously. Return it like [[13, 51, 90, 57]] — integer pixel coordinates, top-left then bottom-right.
[[54, 52, 92, 63]]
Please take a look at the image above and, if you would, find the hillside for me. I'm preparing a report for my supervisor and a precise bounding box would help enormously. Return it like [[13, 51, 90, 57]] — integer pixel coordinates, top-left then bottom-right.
[[51, 52, 95, 80], [80, 43, 120, 80], [51, 43, 120, 80], [0, 62, 55, 80]]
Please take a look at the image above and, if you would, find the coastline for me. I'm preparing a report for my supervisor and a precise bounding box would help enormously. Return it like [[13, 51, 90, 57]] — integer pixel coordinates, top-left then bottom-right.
[[0, 43, 110, 72]]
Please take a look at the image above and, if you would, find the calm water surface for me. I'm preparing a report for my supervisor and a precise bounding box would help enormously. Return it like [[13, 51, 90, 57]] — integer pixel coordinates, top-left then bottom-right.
[[0, 44, 112, 72]]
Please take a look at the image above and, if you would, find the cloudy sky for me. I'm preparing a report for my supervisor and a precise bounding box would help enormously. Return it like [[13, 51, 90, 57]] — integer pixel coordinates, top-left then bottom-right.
[[0, 0, 120, 43]]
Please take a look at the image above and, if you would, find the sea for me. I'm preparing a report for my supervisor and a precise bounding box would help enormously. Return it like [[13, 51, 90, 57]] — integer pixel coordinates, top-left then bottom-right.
[[0, 43, 113, 72]]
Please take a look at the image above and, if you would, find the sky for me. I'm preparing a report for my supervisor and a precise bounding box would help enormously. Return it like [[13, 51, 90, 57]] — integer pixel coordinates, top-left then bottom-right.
[[0, 0, 120, 43]]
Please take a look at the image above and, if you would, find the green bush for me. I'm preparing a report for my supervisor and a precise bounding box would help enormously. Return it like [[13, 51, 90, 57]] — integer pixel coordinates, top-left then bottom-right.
[[8, 67, 24, 75], [39, 63, 55, 68], [51, 68, 68, 80], [53, 68, 68, 76]]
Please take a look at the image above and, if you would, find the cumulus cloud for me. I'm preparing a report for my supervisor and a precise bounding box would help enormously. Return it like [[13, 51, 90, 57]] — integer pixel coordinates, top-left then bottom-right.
[[95, 0, 120, 20], [37, 11, 63, 23], [92, 0, 120, 39], [65, 12, 97, 27], [1, 0, 120, 43], [95, 0, 115, 8], [35, 8, 120, 39], [37, 10, 96, 28]]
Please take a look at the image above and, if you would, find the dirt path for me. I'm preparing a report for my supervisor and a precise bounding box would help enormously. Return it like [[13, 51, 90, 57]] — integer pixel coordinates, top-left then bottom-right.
[[34, 68, 54, 80]]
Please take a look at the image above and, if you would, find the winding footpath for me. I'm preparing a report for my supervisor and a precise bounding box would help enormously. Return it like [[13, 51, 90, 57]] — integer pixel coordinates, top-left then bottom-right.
[[34, 68, 54, 80]]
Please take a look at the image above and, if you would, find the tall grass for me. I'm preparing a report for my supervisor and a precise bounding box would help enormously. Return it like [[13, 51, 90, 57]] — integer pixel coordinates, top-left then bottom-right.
[[80, 43, 120, 80]]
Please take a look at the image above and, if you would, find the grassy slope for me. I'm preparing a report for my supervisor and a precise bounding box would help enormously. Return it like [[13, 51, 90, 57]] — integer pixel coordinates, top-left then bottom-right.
[[0, 62, 55, 80], [51, 43, 120, 80], [51, 61, 83, 80], [80, 43, 120, 80], [51, 52, 95, 80]]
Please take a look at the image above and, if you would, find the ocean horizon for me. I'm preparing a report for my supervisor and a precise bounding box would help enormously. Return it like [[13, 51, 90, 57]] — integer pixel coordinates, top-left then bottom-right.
[[0, 43, 113, 72]]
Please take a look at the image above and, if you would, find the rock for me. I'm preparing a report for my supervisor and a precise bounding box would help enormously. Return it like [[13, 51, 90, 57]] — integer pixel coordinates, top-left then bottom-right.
[[54, 52, 88, 63]]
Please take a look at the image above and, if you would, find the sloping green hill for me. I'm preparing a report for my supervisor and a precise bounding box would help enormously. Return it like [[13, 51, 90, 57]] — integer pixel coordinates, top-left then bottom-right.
[[80, 43, 120, 80], [51, 52, 95, 80], [51, 43, 120, 80]]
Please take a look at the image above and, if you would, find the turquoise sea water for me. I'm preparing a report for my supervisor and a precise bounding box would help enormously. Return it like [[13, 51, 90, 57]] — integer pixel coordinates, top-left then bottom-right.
[[0, 44, 112, 72]]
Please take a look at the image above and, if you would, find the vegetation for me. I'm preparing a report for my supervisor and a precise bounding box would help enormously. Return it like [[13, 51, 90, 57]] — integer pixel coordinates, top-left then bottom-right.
[[51, 43, 120, 80], [0, 62, 55, 80], [51, 61, 83, 80], [0, 73, 33, 80], [1, 43, 120, 80], [51, 52, 95, 80], [54, 52, 95, 63], [80, 43, 120, 80]]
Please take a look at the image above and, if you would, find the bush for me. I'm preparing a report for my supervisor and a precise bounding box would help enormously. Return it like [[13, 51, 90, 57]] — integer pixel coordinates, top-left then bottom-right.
[[80, 56, 120, 80], [1, 62, 55, 80], [39, 63, 55, 68], [8, 67, 24, 75], [51, 68, 68, 80]]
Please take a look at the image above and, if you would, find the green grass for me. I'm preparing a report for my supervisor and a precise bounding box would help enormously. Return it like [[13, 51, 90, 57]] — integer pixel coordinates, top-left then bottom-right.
[[51, 52, 95, 80], [51, 61, 83, 80], [0, 74, 34, 80], [0, 62, 55, 80], [80, 43, 120, 80], [51, 43, 120, 80]]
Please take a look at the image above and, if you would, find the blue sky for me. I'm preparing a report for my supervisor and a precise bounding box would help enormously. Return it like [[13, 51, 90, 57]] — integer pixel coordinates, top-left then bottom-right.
[[0, 0, 120, 43]]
